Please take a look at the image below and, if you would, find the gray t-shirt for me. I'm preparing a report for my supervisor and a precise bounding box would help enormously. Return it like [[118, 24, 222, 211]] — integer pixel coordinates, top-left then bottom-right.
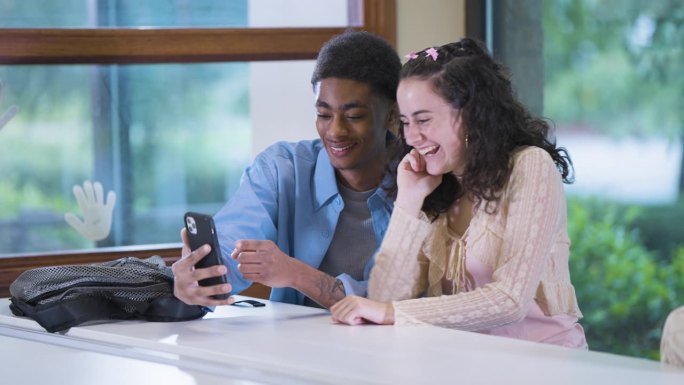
[[303, 183, 377, 307]]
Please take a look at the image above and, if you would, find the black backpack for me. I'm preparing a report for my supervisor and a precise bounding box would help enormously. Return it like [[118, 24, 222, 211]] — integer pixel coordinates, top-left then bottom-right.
[[9, 255, 207, 332]]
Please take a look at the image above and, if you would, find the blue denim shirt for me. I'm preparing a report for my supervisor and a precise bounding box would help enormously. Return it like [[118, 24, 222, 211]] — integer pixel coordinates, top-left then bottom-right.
[[214, 139, 393, 305]]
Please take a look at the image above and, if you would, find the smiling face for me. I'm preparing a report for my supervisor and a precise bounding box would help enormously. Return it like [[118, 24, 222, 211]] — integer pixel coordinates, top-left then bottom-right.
[[397, 77, 467, 176], [314, 77, 392, 191]]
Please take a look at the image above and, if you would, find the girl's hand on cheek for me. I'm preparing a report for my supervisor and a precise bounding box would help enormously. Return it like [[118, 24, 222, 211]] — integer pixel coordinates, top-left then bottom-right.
[[395, 149, 442, 217]]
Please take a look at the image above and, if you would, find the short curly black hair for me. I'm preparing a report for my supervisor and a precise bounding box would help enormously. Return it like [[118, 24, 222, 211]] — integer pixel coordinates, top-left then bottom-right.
[[311, 30, 401, 103]]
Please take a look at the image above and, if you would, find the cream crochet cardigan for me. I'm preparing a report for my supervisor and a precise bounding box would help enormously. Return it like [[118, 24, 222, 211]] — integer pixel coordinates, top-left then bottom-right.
[[369, 146, 583, 330]]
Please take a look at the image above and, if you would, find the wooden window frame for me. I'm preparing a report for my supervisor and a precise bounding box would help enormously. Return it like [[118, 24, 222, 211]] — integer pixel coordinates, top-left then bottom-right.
[[0, 0, 396, 298], [0, 0, 396, 64]]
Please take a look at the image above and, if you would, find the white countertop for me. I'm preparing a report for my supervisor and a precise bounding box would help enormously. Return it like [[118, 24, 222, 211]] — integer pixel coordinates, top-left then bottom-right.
[[1, 296, 682, 385], [0, 333, 259, 385]]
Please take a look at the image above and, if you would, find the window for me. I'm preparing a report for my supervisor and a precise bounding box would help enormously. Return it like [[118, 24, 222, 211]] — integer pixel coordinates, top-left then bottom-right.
[[0, 1, 396, 256], [472, 0, 683, 360]]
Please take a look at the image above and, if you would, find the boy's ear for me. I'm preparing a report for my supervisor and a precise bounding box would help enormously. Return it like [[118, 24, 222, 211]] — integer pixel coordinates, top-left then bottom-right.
[[385, 102, 400, 136]]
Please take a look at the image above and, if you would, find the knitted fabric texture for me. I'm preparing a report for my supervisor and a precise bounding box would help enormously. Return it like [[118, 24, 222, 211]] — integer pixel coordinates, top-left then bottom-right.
[[369, 147, 583, 330]]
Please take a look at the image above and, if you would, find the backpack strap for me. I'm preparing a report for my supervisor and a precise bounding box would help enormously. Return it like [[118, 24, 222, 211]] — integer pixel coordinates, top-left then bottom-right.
[[145, 296, 209, 322], [10, 293, 207, 333], [10, 295, 130, 333]]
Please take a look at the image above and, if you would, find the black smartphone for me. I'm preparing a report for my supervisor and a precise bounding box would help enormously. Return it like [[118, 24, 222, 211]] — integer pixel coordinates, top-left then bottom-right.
[[183, 211, 229, 300]]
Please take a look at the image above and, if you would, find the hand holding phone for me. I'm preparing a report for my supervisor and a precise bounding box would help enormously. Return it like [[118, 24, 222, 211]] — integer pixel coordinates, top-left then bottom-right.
[[183, 211, 229, 300]]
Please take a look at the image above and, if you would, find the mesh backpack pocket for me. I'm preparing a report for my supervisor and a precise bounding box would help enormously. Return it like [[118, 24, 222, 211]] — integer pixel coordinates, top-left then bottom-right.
[[9, 255, 207, 332]]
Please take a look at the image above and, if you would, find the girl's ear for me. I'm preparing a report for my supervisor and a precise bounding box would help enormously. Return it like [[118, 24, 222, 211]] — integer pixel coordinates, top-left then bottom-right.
[[451, 108, 464, 135]]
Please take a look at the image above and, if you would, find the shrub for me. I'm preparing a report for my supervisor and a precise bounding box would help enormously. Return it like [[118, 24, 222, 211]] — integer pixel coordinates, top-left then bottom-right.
[[567, 197, 684, 359]]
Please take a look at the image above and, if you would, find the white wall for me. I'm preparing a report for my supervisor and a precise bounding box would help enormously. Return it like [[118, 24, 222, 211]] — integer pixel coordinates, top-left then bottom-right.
[[249, 60, 318, 155], [249, 0, 466, 157], [396, 0, 465, 59]]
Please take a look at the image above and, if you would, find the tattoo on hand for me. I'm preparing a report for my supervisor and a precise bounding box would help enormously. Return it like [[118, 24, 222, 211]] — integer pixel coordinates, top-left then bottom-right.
[[332, 278, 345, 296], [314, 277, 346, 308]]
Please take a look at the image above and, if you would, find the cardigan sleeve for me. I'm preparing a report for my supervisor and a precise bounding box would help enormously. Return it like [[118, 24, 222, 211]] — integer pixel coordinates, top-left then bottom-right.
[[392, 148, 566, 330], [368, 206, 433, 302]]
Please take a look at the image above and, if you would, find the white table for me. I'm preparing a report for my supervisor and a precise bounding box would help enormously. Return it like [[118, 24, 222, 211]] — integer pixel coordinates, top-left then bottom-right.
[[0, 334, 251, 385], [1, 296, 683, 385]]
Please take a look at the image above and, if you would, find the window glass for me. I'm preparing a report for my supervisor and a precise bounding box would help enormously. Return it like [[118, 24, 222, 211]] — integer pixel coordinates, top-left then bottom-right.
[[0, 62, 250, 254], [541, 0, 683, 360], [481, 0, 684, 361], [0, 0, 359, 257], [0, 0, 351, 28], [545, 1, 682, 203]]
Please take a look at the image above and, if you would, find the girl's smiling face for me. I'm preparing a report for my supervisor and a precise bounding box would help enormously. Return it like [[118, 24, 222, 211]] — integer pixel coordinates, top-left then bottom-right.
[[397, 77, 467, 176]]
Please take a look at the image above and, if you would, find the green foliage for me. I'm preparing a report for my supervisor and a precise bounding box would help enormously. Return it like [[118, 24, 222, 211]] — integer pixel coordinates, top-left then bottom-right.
[[546, 2, 684, 356], [568, 197, 684, 359], [632, 201, 684, 263], [543, 0, 683, 139]]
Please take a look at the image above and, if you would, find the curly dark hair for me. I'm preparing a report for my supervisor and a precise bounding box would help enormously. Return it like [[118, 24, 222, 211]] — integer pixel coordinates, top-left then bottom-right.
[[311, 30, 401, 103], [386, 38, 574, 219]]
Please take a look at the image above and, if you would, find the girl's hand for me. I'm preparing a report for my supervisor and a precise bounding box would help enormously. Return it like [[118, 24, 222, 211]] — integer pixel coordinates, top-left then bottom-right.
[[395, 149, 442, 217], [330, 296, 395, 325]]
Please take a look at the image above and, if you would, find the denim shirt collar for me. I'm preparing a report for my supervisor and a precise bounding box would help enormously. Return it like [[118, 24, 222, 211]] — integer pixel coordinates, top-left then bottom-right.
[[313, 149, 339, 211], [312, 132, 396, 211]]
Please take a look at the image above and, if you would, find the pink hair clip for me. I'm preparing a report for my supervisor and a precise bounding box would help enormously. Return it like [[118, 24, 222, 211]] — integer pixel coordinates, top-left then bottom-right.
[[425, 47, 439, 61], [404, 52, 418, 60]]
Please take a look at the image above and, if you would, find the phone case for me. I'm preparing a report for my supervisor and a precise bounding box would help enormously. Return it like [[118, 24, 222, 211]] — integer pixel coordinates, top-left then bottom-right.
[[183, 211, 229, 299]]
